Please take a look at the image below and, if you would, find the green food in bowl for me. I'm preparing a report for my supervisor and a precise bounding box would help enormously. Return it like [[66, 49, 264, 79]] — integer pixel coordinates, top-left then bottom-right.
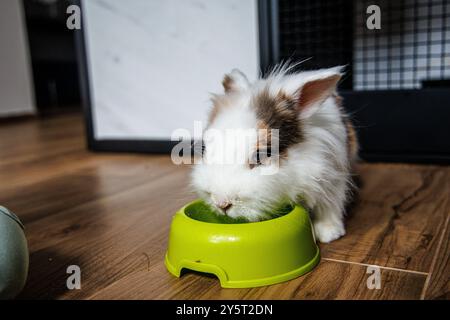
[[184, 200, 293, 224]]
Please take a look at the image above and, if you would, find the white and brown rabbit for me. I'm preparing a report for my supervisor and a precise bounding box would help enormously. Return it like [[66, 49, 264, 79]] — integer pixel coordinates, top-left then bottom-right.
[[191, 65, 358, 243]]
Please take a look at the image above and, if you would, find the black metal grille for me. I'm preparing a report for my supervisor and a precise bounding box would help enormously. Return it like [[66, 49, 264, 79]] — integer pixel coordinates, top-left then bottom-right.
[[354, 0, 450, 90], [278, 0, 353, 89], [278, 0, 450, 91]]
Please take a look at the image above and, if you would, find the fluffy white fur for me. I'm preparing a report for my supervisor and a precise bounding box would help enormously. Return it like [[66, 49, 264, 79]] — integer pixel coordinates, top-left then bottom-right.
[[191, 65, 355, 243]]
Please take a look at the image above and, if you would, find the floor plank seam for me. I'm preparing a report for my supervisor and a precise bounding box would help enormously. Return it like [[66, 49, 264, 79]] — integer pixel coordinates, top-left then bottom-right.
[[419, 213, 450, 300], [322, 257, 429, 276]]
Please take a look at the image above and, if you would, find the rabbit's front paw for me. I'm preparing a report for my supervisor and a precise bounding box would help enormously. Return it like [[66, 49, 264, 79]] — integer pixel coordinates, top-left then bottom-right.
[[313, 220, 345, 243]]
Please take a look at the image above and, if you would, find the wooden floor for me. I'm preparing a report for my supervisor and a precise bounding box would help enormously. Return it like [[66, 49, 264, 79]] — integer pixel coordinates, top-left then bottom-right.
[[0, 114, 448, 300]]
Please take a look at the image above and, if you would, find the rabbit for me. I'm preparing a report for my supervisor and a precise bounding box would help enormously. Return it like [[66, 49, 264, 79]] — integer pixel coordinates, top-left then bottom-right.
[[191, 64, 358, 243]]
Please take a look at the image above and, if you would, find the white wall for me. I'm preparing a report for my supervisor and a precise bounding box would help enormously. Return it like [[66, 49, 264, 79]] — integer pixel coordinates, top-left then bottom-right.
[[0, 0, 35, 117], [83, 0, 259, 140]]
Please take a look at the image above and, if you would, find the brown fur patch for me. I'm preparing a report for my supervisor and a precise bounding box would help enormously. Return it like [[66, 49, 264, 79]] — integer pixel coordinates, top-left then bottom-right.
[[252, 89, 303, 155], [222, 75, 234, 93]]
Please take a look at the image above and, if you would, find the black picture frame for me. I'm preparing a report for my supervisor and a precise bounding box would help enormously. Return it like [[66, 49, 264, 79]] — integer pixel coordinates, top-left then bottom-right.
[[75, 0, 450, 163]]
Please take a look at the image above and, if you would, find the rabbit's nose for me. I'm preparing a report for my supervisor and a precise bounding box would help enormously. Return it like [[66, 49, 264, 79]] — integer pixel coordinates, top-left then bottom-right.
[[211, 195, 232, 213], [216, 200, 231, 210], [219, 202, 232, 213]]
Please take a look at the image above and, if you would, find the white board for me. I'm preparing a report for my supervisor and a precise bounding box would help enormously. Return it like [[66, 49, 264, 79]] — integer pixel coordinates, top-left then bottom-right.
[[0, 0, 35, 117], [82, 0, 260, 140]]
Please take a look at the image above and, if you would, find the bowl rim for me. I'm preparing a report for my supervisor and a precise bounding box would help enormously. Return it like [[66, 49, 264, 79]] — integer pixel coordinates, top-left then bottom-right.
[[177, 199, 307, 228]]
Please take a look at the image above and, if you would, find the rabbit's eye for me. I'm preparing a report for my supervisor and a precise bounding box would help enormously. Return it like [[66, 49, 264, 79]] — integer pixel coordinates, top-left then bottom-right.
[[249, 148, 271, 169], [193, 141, 206, 157], [201, 144, 206, 156]]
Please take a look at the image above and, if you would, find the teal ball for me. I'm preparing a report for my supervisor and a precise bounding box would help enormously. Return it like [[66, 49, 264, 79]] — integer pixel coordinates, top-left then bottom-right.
[[0, 206, 29, 299]]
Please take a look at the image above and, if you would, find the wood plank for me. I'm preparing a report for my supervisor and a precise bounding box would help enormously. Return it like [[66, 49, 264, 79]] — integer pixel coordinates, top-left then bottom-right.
[[422, 215, 450, 300], [2, 114, 446, 300], [321, 163, 450, 273], [0, 114, 88, 189], [89, 259, 426, 300], [18, 165, 195, 299], [0, 114, 84, 164], [0, 155, 176, 224]]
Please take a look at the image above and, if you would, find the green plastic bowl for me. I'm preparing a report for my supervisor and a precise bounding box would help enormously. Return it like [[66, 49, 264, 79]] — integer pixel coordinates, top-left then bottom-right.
[[165, 200, 320, 288]]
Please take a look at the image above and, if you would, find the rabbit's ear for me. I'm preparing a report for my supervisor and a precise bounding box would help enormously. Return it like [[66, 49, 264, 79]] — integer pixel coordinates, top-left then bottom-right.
[[222, 69, 249, 93], [295, 68, 343, 119]]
